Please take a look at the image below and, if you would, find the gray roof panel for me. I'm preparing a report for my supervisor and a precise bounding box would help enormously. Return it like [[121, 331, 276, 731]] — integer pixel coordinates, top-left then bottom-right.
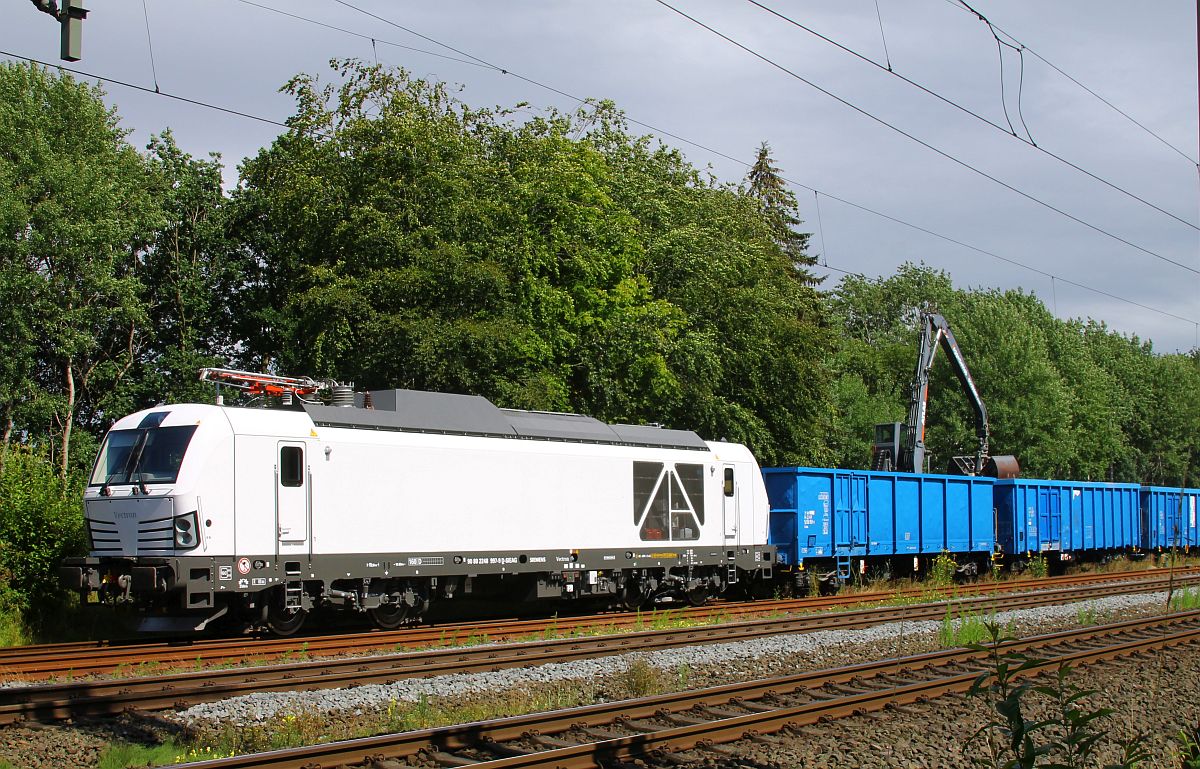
[[304, 389, 707, 450], [611, 423, 710, 450], [501, 409, 623, 443]]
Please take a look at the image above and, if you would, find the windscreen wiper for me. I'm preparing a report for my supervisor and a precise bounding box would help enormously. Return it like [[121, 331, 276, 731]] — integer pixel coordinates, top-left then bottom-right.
[[127, 431, 151, 495], [101, 431, 148, 496]]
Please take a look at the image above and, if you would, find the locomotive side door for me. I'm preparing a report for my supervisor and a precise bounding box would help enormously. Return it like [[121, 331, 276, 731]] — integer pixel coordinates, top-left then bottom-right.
[[721, 464, 740, 545], [276, 441, 310, 552]]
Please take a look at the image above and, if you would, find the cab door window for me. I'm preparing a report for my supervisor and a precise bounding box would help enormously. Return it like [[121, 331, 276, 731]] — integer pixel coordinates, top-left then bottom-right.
[[280, 446, 304, 487]]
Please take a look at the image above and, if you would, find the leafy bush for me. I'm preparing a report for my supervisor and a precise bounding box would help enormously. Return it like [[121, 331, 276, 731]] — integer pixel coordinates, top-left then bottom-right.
[[0, 448, 87, 635]]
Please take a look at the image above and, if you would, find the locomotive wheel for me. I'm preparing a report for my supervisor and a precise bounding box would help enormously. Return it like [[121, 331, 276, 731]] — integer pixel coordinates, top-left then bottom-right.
[[618, 584, 646, 611], [684, 584, 710, 607], [369, 602, 409, 630], [265, 606, 307, 636], [265, 587, 307, 633]]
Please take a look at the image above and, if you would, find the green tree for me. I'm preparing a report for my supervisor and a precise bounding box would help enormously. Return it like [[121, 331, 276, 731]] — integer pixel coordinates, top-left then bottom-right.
[[826, 263, 1200, 483], [0, 62, 162, 477], [746, 141, 818, 282], [231, 61, 834, 464], [120, 132, 246, 409]]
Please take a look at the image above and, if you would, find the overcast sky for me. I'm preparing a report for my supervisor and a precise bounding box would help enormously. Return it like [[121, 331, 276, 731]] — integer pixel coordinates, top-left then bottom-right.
[[4, 1, 1198, 352]]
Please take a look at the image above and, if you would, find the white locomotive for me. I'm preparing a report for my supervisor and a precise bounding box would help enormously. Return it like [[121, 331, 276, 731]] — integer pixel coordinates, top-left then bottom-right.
[[60, 370, 774, 634]]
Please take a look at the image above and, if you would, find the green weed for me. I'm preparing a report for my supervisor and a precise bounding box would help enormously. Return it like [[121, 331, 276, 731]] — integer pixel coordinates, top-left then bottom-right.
[[1028, 555, 1049, 578], [1075, 605, 1099, 626], [1178, 725, 1200, 769], [674, 663, 691, 690], [1170, 587, 1200, 612], [930, 551, 958, 588], [617, 658, 665, 698], [938, 607, 999, 647], [650, 609, 679, 630], [0, 607, 30, 647]]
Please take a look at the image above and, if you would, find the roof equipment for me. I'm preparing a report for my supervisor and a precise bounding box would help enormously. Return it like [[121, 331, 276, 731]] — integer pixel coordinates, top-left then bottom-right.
[[198, 367, 350, 404]]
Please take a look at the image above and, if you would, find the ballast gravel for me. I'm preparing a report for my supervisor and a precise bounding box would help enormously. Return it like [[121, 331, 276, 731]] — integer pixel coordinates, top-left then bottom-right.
[[171, 589, 1177, 727]]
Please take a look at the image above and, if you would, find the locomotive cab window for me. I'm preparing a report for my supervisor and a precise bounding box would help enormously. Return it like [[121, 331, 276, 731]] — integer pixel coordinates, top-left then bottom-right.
[[89, 425, 197, 486], [280, 446, 304, 487], [723, 467, 735, 497]]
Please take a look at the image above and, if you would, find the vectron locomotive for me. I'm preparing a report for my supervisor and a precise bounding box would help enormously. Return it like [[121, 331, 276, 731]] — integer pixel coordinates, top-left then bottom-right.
[[59, 370, 774, 634]]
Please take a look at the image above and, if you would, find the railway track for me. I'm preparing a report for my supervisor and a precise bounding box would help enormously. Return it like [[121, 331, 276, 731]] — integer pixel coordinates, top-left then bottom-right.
[[0, 566, 1193, 681], [154, 609, 1200, 769], [0, 571, 1194, 724]]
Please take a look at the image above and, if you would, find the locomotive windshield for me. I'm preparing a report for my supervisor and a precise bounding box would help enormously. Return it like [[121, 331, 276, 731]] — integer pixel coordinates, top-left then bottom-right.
[[89, 425, 198, 486]]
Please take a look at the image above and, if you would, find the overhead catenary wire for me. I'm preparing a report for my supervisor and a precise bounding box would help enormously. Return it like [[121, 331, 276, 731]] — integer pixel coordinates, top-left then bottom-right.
[[657, 0, 1199, 277], [992, 24, 1019, 139], [871, 0, 892, 72], [1012, 40, 1034, 146], [234, 0, 487, 71], [140, 0, 159, 93], [0, 19, 1195, 330], [743, 0, 1198, 232], [946, 0, 1199, 168], [813, 191, 829, 268], [0, 48, 303, 133], [326, 0, 587, 108], [805, 188, 1199, 326]]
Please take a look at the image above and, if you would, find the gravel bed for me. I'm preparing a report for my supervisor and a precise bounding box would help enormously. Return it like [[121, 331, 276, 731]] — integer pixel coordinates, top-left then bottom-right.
[[0, 714, 185, 769], [170, 590, 1176, 727]]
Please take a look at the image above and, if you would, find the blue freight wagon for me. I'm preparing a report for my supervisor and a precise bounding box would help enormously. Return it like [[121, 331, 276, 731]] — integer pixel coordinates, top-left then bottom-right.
[[1141, 486, 1199, 553], [763, 467, 995, 585], [993, 479, 1140, 563]]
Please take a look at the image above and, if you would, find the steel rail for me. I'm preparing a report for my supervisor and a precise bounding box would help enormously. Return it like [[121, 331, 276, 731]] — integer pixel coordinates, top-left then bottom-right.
[[155, 610, 1200, 769], [1, 566, 1192, 679], [1, 574, 1193, 724]]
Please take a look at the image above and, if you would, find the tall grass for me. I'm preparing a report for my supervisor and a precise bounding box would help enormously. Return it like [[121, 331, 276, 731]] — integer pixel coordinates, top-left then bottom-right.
[[939, 607, 1005, 647], [97, 741, 190, 769], [1170, 587, 1200, 612]]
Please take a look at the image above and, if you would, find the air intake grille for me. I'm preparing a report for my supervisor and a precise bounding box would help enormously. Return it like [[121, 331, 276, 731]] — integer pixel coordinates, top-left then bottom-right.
[[87, 519, 121, 554], [85, 496, 177, 556], [136, 515, 175, 553]]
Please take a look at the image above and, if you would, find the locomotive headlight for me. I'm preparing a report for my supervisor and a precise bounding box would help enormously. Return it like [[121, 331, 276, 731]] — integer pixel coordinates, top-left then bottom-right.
[[174, 512, 200, 549]]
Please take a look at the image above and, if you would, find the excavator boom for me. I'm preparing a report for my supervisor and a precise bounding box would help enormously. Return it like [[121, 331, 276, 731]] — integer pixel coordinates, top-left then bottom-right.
[[871, 312, 1018, 478]]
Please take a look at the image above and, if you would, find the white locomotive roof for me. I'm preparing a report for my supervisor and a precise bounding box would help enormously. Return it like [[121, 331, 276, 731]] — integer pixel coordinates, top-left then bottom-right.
[[303, 388, 709, 451]]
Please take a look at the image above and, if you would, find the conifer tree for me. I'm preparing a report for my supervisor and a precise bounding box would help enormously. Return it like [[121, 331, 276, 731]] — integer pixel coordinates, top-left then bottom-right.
[[746, 141, 820, 285]]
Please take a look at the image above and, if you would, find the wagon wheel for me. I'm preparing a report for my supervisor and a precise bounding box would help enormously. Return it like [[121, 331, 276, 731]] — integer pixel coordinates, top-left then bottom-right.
[[818, 575, 841, 596], [369, 602, 410, 630]]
